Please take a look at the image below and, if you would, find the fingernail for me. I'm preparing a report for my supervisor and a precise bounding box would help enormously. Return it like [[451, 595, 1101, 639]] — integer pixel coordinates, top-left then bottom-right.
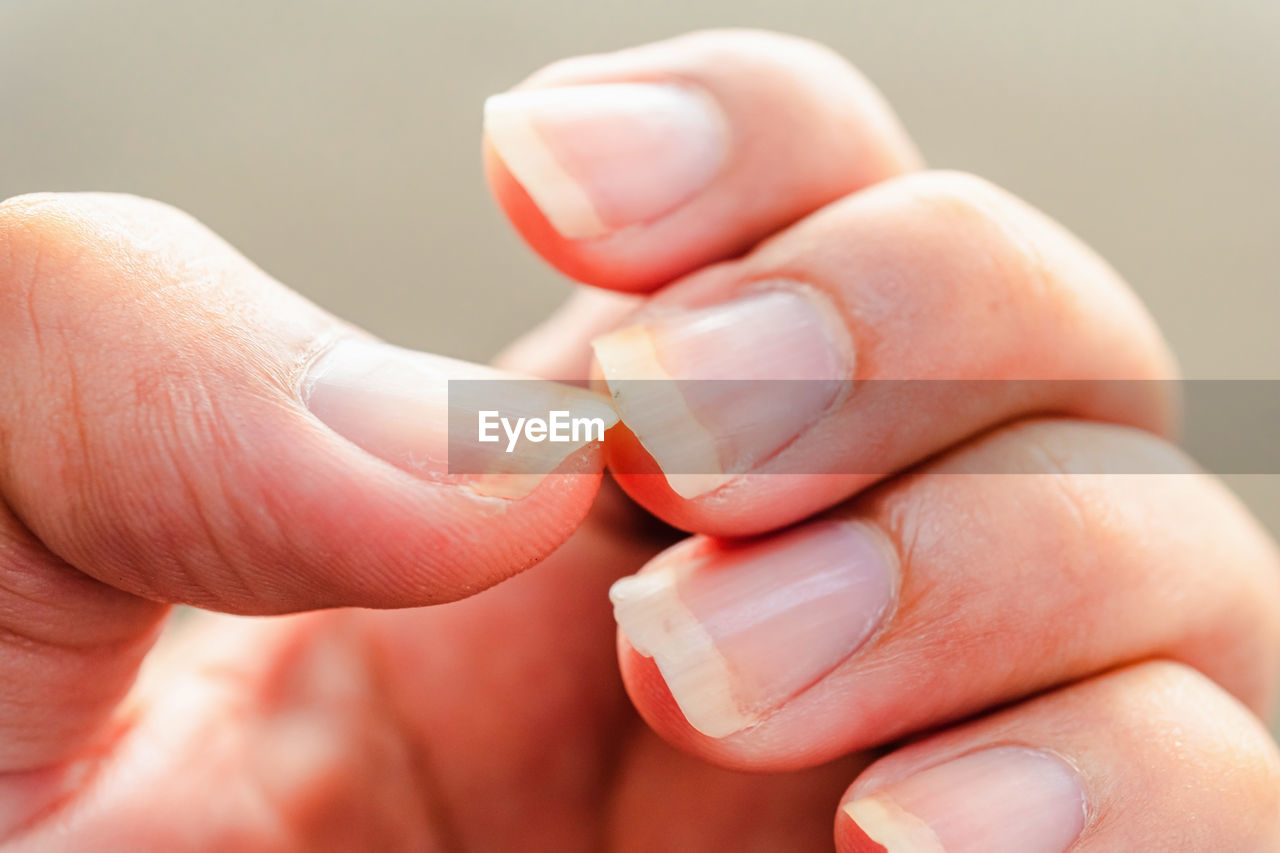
[[303, 338, 616, 499], [591, 287, 852, 499], [841, 747, 1087, 853], [484, 83, 729, 239], [609, 519, 895, 738]]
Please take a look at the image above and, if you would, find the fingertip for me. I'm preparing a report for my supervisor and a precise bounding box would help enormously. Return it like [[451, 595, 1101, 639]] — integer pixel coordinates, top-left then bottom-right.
[[484, 137, 699, 292], [0, 192, 613, 614], [283, 423, 611, 610], [834, 805, 889, 853], [482, 30, 921, 293], [615, 633, 715, 755]]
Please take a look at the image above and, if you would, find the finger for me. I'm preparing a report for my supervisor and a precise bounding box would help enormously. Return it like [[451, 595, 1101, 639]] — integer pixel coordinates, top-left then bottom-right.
[[609, 420, 1280, 768], [483, 29, 921, 292], [836, 662, 1280, 853], [0, 192, 613, 614], [0, 500, 164, 778], [590, 170, 1179, 535], [0, 459, 663, 838]]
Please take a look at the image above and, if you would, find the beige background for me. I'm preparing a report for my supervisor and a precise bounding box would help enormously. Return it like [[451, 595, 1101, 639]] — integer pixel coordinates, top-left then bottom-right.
[[1, 1, 1277, 531]]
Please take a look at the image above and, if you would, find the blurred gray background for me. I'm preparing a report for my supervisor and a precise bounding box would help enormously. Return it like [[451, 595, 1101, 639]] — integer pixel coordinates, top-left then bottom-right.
[[1, 0, 1277, 532]]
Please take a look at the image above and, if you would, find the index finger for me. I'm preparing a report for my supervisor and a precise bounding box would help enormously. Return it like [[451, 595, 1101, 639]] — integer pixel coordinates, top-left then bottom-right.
[[483, 29, 922, 292]]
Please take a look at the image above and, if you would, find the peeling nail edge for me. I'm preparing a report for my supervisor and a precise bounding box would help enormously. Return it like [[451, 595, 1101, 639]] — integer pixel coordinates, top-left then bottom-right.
[[841, 795, 947, 853]]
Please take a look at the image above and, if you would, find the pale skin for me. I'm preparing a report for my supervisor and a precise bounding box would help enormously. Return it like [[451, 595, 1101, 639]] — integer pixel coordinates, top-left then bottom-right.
[[0, 28, 1277, 852]]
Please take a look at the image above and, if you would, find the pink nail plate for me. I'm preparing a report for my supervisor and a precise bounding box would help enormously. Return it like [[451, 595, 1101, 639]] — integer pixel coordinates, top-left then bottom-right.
[[591, 287, 852, 498], [484, 82, 728, 239], [842, 747, 1087, 853], [609, 519, 896, 738], [303, 338, 616, 498]]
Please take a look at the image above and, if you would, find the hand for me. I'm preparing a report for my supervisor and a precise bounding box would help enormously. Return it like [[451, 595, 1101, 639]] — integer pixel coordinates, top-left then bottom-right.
[[0, 29, 1275, 853], [488, 30, 1280, 851]]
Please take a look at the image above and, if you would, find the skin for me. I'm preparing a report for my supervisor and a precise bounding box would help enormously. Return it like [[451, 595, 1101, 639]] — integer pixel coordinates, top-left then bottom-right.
[[0, 28, 1277, 851]]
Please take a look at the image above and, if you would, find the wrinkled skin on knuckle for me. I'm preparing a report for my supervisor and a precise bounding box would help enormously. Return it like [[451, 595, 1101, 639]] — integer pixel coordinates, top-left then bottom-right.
[[0, 194, 315, 609]]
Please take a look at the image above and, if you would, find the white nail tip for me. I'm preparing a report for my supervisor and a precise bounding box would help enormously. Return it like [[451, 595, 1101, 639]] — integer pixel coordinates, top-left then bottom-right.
[[484, 91, 610, 240], [609, 570, 755, 738], [843, 796, 947, 853], [591, 325, 728, 500]]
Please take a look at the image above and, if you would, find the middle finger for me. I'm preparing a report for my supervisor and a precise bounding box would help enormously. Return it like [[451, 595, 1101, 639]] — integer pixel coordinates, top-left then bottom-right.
[[591, 171, 1177, 535]]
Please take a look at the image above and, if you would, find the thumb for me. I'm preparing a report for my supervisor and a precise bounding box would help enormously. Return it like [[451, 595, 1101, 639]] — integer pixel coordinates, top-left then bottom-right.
[[0, 192, 610, 613]]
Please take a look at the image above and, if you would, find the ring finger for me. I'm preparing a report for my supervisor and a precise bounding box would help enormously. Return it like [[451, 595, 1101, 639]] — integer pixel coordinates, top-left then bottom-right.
[[609, 418, 1280, 768]]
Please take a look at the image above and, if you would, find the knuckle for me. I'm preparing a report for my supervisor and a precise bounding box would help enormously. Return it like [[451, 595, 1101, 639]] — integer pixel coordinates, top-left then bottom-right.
[[987, 418, 1280, 619], [890, 170, 1141, 325], [1127, 661, 1280, 773], [0, 193, 79, 297], [0, 192, 191, 288], [830, 169, 1062, 308], [0, 193, 204, 339], [1086, 662, 1280, 847], [1019, 419, 1280, 702], [0, 192, 102, 271], [0, 194, 107, 315], [1128, 657, 1226, 701], [898, 170, 1031, 243], [1001, 418, 1195, 474]]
